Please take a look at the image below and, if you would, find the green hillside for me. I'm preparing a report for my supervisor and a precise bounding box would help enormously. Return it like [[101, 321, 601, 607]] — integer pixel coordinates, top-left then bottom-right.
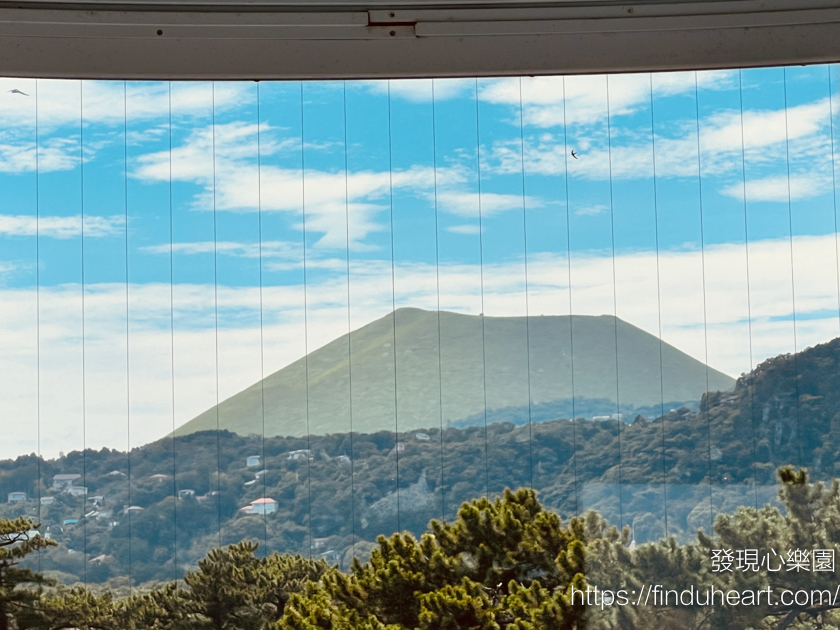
[[175, 308, 735, 438], [4, 334, 840, 586]]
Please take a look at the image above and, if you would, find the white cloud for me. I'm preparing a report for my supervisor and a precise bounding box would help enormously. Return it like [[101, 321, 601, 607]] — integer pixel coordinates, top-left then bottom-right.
[[362, 78, 473, 102], [0, 79, 246, 131], [143, 240, 302, 259], [0, 80, 251, 175], [574, 204, 608, 217], [480, 94, 838, 205], [3, 232, 840, 459], [446, 224, 482, 235], [721, 174, 832, 203], [133, 120, 538, 249], [0, 214, 124, 238], [481, 72, 733, 128], [436, 191, 535, 218]]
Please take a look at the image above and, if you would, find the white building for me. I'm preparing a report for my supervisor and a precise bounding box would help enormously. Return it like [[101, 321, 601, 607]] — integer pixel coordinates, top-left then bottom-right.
[[286, 449, 311, 461], [40, 496, 55, 505], [7, 492, 26, 503], [246, 455, 260, 467], [242, 497, 278, 515], [52, 474, 81, 491], [67, 486, 88, 497]]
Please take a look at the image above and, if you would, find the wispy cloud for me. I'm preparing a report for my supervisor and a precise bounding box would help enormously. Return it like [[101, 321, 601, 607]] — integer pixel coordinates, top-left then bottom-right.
[[721, 174, 833, 203], [446, 224, 482, 235], [4, 232, 840, 458], [133, 120, 521, 249], [574, 204, 608, 217], [0, 214, 124, 239], [143, 240, 302, 259], [361, 78, 473, 102], [481, 72, 734, 127], [0, 79, 247, 131], [481, 93, 838, 207]]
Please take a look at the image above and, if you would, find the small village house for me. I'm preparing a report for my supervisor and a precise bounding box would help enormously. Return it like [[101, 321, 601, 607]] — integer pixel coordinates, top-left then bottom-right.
[[7, 492, 26, 503], [241, 497, 278, 515], [52, 474, 81, 491]]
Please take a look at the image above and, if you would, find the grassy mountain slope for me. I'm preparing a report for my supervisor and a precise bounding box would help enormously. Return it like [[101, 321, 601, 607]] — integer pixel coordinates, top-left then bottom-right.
[[175, 307, 735, 438]]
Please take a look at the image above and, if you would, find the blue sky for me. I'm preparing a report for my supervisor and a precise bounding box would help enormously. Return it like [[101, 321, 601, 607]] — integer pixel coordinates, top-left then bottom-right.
[[0, 66, 839, 458]]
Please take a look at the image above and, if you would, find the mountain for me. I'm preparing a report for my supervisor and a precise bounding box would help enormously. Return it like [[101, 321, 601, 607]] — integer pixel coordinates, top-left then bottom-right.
[[174, 307, 735, 438], [4, 334, 839, 586]]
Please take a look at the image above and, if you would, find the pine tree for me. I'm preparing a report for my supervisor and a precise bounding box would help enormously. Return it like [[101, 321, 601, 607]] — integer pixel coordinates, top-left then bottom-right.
[[280, 488, 588, 629], [0, 517, 55, 630]]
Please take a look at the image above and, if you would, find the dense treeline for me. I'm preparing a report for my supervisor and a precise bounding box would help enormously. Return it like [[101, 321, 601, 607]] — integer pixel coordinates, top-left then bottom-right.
[[3, 336, 840, 586], [3, 469, 840, 629]]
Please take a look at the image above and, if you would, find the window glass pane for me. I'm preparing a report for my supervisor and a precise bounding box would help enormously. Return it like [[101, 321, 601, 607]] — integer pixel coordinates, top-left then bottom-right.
[[563, 74, 623, 528], [520, 76, 578, 515], [344, 81, 401, 541], [608, 72, 668, 544], [168, 81, 221, 568], [125, 80, 179, 583], [740, 67, 799, 486], [255, 82, 312, 559], [80, 80, 130, 585], [0, 77, 39, 540], [476, 78, 533, 496], [300, 81, 353, 560], [432, 79, 489, 516], [4, 67, 840, 626], [389, 79, 445, 534], [36, 79, 86, 582]]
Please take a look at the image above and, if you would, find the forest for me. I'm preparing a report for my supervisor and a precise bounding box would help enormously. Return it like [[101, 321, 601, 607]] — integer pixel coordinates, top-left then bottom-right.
[[2, 470, 840, 629], [1, 334, 839, 589]]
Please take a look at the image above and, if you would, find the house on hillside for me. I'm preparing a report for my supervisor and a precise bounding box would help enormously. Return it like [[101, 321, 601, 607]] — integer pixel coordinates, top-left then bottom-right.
[[286, 449, 311, 461], [123, 506, 144, 515], [149, 474, 170, 483], [389, 442, 406, 456], [52, 474, 81, 491], [178, 489, 195, 500], [241, 497, 278, 515], [67, 486, 88, 497], [7, 492, 26, 503], [40, 496, 54, 505], [246, 455, 260, 467]]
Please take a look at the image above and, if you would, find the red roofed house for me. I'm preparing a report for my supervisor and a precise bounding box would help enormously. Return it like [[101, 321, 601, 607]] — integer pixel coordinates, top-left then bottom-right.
[[242, 497, 278, 515]]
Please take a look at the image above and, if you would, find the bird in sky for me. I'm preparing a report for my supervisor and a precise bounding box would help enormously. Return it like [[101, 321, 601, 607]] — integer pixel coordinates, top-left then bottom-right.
[[571, 150, 578, 159], [8, 89, 28, 96]]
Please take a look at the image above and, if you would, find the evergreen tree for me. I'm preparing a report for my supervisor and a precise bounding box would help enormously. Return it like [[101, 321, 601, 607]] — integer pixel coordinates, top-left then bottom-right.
[[280, 488, 587, 629], [0, 517, 55, 630]]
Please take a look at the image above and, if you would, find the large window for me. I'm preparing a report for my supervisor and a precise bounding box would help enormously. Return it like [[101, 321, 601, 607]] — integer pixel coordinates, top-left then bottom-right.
[[1, 67, 839, 615]]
